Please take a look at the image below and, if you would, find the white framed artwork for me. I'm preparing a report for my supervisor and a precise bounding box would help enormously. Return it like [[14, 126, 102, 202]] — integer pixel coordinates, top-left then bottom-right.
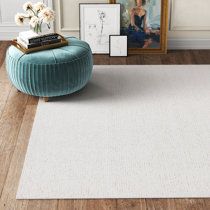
[[109, 35, 128, 57], [79, 3, 120, 54]]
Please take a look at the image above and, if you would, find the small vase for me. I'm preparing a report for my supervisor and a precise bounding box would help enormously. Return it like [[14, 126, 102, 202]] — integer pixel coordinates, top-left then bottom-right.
[[32, 24, 50, 36], [33, 24, 42, 35]]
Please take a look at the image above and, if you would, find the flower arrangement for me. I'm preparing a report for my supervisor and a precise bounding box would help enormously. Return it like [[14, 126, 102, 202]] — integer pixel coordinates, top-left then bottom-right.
[[15, 1, 55, 34]]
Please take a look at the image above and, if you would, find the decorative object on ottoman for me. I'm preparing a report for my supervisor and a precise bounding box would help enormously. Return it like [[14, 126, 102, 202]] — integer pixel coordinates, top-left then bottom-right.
[[6, 37, 93, 101], [15, 1, 55, 34], [12, 33, 68, 54]]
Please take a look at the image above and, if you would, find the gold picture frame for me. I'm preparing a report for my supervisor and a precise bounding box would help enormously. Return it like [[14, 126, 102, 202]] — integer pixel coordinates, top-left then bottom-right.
[[109, 0, 168, 54]]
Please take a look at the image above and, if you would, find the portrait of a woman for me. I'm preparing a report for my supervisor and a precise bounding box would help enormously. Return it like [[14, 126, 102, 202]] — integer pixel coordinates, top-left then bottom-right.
[[128, 0, 151, 48], [115, 0, 161, 49]]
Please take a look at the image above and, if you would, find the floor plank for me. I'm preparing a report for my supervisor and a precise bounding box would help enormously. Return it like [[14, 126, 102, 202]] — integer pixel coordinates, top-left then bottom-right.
[[173, 199, 207, 210], [126, 54, 144, 65], [191, 50, 210, 64], [117, 199, 146, 210], [0, 63, 12, 119], [109, 57, 127, 65], [0, 42, 210, 210], [142, 54, 162, 64], [58, 200, 74, 210], [94, 54, 110, 65], [145, 199, 176, 210], [176, 50, 194, 64], [26, 200, 58, 210], [58, 200, 117, 210], [160, 51, 180, 65], [85, 200, 117, 210]]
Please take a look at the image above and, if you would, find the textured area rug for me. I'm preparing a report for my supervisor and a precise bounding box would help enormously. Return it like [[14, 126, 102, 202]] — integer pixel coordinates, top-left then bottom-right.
[[17, 65, 210, 199]]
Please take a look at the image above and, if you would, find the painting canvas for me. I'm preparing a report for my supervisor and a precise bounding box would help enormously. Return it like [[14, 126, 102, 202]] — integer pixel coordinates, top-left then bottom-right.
[[110, 0, 168, 54], [80, 4, 120, 54]]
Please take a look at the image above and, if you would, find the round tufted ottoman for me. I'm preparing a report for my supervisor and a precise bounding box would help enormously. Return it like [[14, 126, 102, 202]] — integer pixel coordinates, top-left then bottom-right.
[[6, 37, 93, 101]]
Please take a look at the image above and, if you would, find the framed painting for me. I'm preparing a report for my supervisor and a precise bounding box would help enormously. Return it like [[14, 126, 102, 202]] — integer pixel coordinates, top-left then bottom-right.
[[80, 3, 120, 54], [109, 0, 168, 54]]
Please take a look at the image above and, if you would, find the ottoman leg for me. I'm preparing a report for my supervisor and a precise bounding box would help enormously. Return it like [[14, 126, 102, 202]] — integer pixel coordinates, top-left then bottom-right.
[[43, 97, 49, 102]]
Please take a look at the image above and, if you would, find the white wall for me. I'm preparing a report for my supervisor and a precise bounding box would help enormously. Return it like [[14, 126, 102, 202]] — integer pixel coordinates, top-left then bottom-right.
[[1, 0, 210, 49], [0, 0, 53, 40], [168, 0, 210, 49]]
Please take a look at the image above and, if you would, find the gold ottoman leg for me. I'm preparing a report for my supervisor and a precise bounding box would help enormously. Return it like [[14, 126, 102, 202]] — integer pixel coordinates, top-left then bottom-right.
[[44, 97, 49, 102]]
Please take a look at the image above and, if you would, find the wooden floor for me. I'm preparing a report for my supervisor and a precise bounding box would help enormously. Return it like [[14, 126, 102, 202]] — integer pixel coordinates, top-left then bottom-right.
[[0, 41, 210, 210]]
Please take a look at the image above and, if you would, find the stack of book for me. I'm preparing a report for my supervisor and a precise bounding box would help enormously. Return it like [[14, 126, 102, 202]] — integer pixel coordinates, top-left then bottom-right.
[[17, 31, 62, 49]]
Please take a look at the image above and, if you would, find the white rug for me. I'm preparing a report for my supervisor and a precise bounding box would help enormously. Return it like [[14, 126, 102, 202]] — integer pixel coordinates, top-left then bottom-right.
[[17, 65, 210, 199]]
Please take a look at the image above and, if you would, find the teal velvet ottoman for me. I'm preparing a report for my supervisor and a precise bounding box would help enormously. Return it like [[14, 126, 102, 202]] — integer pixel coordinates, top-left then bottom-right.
[[6, 37, 93, 101]]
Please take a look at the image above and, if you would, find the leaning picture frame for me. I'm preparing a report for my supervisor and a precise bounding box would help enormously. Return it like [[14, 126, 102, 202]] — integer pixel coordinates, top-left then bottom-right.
[[109, 0, 168, 54], [79, 3, 121, 54], [109, 35, 128, 57]]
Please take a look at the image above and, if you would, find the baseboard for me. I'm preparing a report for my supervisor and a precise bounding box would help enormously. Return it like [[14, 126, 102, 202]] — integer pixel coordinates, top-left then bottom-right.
[[168, 39, 210, 50]]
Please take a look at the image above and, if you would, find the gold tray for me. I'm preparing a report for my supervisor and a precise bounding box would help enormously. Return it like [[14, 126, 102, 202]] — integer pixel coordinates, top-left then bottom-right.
[[11, 34, 68, 54]]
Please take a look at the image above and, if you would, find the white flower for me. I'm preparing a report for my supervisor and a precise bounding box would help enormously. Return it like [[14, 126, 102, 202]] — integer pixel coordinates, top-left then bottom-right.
[[15, 13, 26, 25], [34, 2, 46, 12], [29, 16, 40, 28], [23, 1, 33, 11], [39, 7, 55, 23]]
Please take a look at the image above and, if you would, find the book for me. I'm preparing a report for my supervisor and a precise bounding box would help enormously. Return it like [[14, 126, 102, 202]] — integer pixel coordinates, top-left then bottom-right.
[[19, 31, 60, 44], [18, 31, 39, 42], [17, 37, 61, 49]]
